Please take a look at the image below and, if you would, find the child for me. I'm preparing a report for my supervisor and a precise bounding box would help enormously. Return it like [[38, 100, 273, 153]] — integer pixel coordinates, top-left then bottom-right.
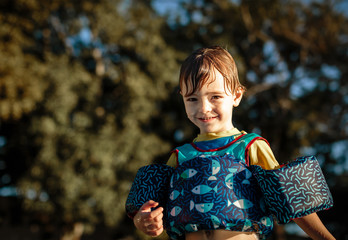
[[128, 46, 335, 240]]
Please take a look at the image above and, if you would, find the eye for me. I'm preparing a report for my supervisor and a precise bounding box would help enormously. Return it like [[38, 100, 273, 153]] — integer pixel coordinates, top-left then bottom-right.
[[212, 96, 222, 100], [186, 97, 197, 102]]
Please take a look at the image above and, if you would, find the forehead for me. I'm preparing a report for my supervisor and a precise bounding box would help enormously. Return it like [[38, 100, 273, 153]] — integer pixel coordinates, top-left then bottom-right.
[[182, 69, 229, 95]]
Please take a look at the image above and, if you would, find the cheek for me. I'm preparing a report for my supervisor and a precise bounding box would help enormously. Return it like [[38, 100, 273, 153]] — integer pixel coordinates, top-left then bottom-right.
[[217, 101, 233, 114], [184, 103, 194, 116]]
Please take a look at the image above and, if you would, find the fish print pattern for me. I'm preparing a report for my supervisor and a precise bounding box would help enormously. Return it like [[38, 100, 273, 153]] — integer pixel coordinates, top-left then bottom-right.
[[165, 154, 273, 239], [170, 189, 184, 201], [208, 159, 221, 180], [225, 168, 238, 189], [232, 199, 254, 209], [170, 206, 183, 217], [250, 156, 334, 224], [191, 184, 218, 195], [180, 169, 198, 179]]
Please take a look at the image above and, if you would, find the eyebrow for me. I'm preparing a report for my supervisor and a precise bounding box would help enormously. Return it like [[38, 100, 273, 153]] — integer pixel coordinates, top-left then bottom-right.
[[184, 91, 226, 97], [209, 91, 226, 95]]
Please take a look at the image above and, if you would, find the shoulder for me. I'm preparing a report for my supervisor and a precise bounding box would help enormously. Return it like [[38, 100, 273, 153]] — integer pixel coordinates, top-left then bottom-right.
[[237, 132, 269, 149], [248, 138, 279, 170], [167, 141, 194, 168]]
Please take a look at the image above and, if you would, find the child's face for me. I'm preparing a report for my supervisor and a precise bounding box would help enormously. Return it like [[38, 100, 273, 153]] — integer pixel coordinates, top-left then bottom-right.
[[181, 69, 243, 134]]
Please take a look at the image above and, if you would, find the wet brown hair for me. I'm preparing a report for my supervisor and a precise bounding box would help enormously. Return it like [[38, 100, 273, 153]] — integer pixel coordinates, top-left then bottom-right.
[[179, 46, 246, 96]]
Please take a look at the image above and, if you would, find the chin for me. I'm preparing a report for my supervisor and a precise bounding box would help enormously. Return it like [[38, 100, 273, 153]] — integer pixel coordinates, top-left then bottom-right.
[[200, 128, 216, 134]]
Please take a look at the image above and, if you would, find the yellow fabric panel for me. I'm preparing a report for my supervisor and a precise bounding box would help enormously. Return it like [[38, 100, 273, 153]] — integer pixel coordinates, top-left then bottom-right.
[[167, 152, 178, 168], [249, 140, 279, 170], [193, 128, 241, 142]]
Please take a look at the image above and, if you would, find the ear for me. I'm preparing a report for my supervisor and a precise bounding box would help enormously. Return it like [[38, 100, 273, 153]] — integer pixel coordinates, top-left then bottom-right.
[[233, 87, 244, 107]]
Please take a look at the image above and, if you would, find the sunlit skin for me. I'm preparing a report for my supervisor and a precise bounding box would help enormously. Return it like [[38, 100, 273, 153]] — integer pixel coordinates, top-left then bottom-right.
[[181, 68, 243, 134]]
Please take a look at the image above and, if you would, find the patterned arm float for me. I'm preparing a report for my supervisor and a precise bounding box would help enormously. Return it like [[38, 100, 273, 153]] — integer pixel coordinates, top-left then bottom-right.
[[250, 156, 333, 224], [125, 164, 174, 218]]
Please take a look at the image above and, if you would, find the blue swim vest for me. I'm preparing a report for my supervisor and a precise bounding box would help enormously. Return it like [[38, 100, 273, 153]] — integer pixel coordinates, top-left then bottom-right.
[[165, 133, 273, 239], [125, 133, 333, 240]]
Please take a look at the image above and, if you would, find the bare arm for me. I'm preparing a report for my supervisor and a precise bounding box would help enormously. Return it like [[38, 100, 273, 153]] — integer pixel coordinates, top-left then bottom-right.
[[293, 213, 335, 240]]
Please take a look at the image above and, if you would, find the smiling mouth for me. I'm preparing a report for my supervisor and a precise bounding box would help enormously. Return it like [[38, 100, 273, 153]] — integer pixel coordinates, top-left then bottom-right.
[[198, 116, 217, 122]]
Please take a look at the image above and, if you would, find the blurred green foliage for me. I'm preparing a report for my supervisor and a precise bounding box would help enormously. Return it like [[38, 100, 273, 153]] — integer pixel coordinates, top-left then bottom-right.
[[0, 0, 347, 239]]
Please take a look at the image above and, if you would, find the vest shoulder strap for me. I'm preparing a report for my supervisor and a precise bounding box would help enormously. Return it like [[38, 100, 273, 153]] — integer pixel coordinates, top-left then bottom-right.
[[174, 133, 267, 166]]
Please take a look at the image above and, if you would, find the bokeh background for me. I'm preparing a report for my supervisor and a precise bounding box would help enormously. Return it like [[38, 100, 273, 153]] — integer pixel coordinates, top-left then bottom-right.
[[0, 0, 347, 239]]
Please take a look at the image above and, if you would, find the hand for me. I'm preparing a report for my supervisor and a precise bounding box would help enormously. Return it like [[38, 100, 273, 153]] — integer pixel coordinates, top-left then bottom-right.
[[133, 200, 164, 237]]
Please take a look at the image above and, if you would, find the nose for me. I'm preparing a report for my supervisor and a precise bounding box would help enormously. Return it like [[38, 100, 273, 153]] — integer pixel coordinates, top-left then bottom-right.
[[199, 99, 212, 113]]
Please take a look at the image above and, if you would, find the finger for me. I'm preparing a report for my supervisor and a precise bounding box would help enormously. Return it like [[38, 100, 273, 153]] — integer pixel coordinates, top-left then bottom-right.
[[135, 209, 161, 229], [144, 213, 163, 228], [153, 212, 163, 223], [148, 206, 163, 219], [139, 200, 159, 213], [142, 208, 162, 224], [147, 225, 164, 237], [145, 220, 163, 230], [143, 218, 162, 228]]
